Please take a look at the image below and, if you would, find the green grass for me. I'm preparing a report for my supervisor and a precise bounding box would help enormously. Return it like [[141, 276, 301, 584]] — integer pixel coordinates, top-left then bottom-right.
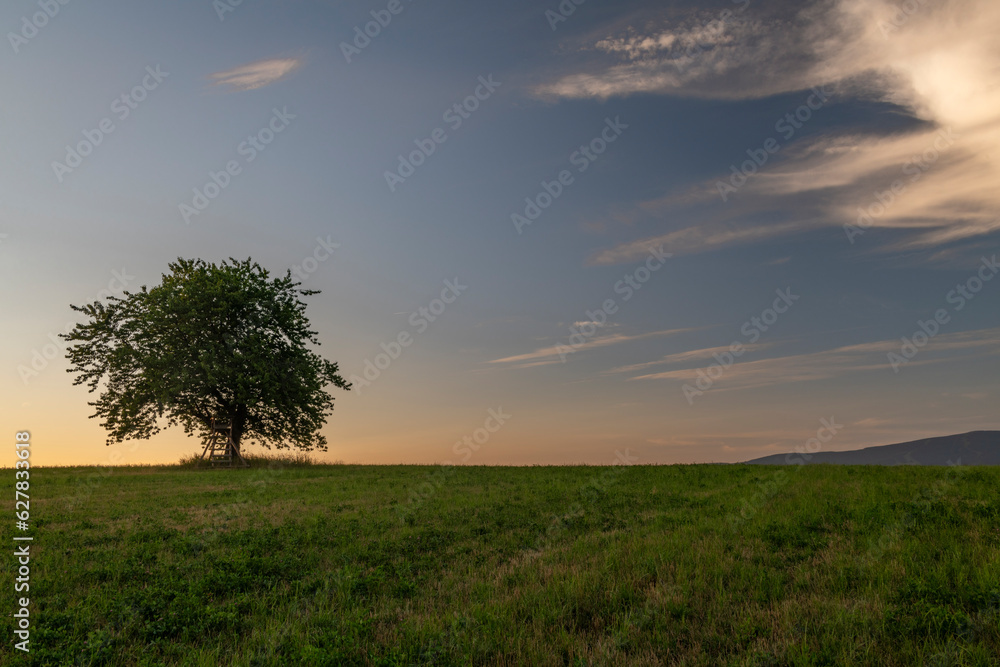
[[2, 462, 998, 665]]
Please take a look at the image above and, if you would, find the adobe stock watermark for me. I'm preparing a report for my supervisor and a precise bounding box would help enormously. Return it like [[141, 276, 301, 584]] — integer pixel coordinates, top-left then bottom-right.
[[683, 287, 799, 404], [888, 254, 998, 373], [716, 86, 831, 202], [64, 438, 144, 512], [544, 0, 589, 31], [340, 0, 415, 64], [349, 278, 467, 392], [51, 66, 169, 183], [179, 107, 295, 224], [192, 454, 295, 556], [669, 0, 751, 73], [511, 116, 628, 235], [556, 246, 671, 362], [866, 457, 965, 561], [18, 268, 135, 384], [395, 407, 512, 522], [213, 0, 246, 21], [529, 448, 639, 555], [726, 417, 843, 530], [844, 127, 957, 244], [8, 0, 73, 55], [384, 75, 501, 192], [877, 0, 931, 37], [289, 236, 339, 282], [595, 2, 749, 75]]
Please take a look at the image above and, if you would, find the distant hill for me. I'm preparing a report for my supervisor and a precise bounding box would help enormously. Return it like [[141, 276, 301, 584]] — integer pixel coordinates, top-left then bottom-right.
[[745, 430, 1000, 465]]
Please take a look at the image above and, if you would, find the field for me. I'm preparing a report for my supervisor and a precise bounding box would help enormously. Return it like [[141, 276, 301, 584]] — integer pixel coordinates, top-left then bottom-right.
[[2, 461, 999, 666]]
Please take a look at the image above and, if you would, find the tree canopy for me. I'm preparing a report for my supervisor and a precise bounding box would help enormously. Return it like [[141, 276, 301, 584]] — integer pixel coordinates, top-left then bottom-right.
[[62, 257, 350, 454]]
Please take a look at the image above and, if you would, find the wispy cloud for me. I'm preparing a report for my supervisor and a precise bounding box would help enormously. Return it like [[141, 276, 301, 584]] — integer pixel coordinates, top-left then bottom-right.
[[589, 222, 806, 265], [549, 0, 1000, 262], [628, 328, 1000, 390], [208, 57, 303, 92], [533, 4, 833, 101], [489, 328, 694, 368], [606, 342, 773, 374]]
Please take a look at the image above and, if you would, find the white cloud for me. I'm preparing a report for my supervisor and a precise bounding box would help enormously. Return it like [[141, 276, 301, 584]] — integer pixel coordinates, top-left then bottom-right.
[[208, 57, 302, 92], [628, 327, 1000, 390], [551, 0, 1000, 262], [589, 221, 806, 265], [488, 328, 694, 368], [534, 7, 818, 101], [607, 342, 773, 374]]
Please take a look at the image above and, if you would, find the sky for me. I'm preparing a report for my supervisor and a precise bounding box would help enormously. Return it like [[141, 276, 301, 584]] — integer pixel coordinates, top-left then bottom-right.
[[1, 0, 998, 467]]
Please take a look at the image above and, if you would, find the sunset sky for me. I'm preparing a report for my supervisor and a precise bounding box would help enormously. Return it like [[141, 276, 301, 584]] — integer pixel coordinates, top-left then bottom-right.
[[2, 0, 998, 466]]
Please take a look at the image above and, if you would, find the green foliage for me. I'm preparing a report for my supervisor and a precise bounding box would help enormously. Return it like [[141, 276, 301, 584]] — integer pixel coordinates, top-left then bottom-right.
[[61, 258, 350, 452]]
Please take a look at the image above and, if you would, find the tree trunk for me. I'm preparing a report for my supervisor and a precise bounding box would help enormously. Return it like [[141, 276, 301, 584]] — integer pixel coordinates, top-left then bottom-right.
[[231, 404, 249, 458]]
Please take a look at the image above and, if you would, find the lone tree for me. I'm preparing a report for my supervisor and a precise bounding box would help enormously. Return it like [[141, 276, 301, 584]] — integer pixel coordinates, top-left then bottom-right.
[[62, 258, 350, 459]]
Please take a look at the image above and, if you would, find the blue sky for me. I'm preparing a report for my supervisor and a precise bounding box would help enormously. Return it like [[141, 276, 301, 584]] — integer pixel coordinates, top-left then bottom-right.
[[2, 0, 998, 465]]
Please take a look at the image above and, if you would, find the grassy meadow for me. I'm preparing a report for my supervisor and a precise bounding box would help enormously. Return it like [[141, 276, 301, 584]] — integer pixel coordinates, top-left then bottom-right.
[[1, 460, 999, 666]]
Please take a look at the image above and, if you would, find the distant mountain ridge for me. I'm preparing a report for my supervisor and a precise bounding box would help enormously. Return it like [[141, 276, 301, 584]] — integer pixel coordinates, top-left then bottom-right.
[[744, 430, 1000, 465]]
